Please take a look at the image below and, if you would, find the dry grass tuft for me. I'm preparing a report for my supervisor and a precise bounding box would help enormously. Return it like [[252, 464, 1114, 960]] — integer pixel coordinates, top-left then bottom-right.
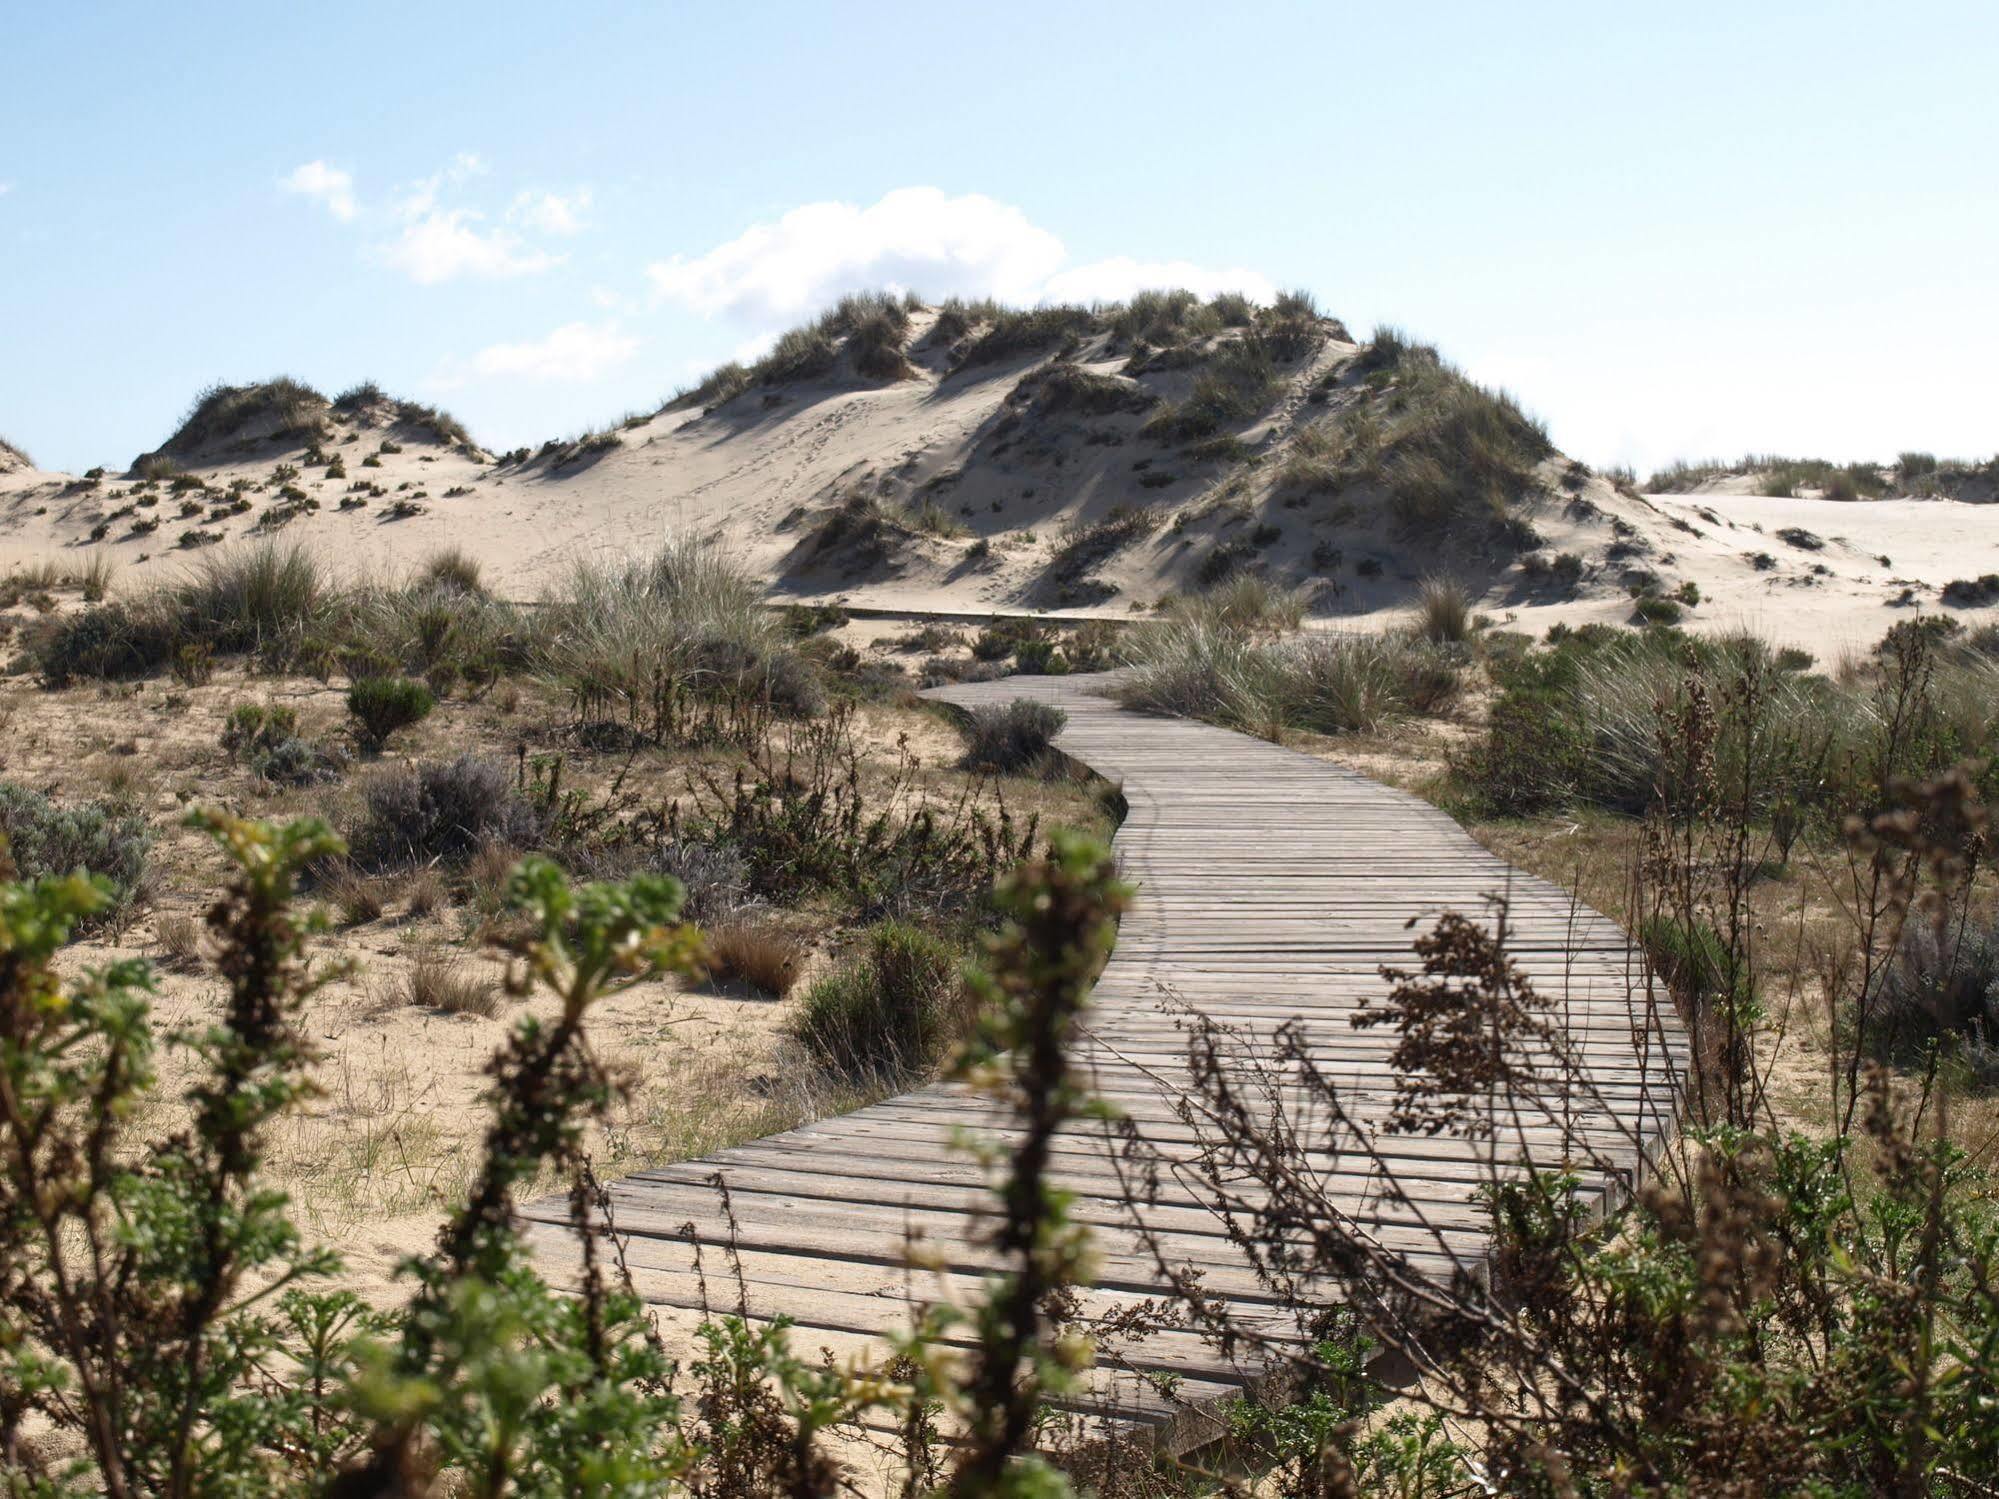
[[393, 949, 500, 1018], [704, 920, 809, 997], [154, 912, 206, 973], [402, 867, 447, 920], [320, 863, 386, 926], [1416, 575, 1474, 643]]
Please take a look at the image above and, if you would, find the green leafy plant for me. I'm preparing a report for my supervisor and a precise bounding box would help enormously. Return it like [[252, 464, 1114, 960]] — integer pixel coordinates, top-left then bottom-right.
[[345, 675, 435, 751]]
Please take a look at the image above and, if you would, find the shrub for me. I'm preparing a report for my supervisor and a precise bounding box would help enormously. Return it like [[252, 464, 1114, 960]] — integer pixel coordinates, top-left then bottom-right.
[[531, 537, 821, 724], [1644, 914, 1755, 1015], [0, 782, 150, 924], [1121, 616, 1459, 738], [345, 676, 435, 750], [960, 700, 1068, 773], [789, 921, 964, 1076], [350, 755, 544, 868], [1863, 915, 1999, 1081], [1941, 574, 1999, 608], [1633, 595, 1684, 626], [221, 703, 338, 784], [32, 602, 176, 685]]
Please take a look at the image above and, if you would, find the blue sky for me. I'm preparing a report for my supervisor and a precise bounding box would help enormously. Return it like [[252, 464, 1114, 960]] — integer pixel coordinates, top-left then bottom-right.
[[4, 1, 1994, 476]]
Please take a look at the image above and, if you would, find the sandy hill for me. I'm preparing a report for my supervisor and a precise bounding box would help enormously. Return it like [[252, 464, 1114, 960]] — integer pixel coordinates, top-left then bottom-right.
[[0, 436, 31, 476], [3, 291, 1996, 648]]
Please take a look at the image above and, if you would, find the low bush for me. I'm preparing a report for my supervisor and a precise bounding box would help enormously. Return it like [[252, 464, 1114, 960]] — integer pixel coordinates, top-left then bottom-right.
[[789, 921, 964, 1076], [346, 676, 435, 751], [960, 699, 1068, 773], [0, 781, 151, 925], [350, 756, 545, 869], [221, 703, 340, 785], [1863, 914, 1999, 1082]]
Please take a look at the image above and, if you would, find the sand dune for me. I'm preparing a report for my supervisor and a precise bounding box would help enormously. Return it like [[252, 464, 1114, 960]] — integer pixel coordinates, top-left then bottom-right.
[[3, 298, 1995, 654]]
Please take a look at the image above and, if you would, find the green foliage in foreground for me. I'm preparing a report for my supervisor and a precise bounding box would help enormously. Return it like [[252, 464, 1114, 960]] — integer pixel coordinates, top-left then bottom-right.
[[0, 809, 1130, 1496]]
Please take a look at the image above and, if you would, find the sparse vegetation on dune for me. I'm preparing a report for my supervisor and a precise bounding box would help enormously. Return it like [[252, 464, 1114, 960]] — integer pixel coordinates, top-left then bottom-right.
[[138, 377, 330, 465], [1347, 334, 1554, 541], [1643, 450, 1996, 498], [119, 376, 481, 474]]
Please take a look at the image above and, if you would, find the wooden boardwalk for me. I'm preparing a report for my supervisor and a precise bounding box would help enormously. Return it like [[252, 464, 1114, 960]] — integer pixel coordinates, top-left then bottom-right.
[[526, 673, 1683, 1444]]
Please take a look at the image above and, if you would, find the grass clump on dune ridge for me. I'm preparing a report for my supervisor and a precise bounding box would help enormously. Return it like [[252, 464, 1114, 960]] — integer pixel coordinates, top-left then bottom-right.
[[138, 377, 330, 465], [1356, 339, 1552, 539]]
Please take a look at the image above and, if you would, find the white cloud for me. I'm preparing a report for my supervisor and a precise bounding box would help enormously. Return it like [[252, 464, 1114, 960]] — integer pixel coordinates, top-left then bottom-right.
[[280, 161, 357, 221], [378, 209, 561, 284], [511, 188, 591, 236], [647, 187, 1068, 323], [438, 321, 640, 386], [645, 187, 1277, 343], [1040, 256, 1275, 306]]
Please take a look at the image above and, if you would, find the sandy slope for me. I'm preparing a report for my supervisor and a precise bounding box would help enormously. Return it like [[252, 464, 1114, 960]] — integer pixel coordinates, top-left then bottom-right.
[[3, 315, 1996, 654]]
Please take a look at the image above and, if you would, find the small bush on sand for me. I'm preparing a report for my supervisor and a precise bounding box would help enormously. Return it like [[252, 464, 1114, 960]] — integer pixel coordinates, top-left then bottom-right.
[[351, 756, 543, 869], [960, 700, 1068, 774], [789, 921, 964, 1076], [346, 676, 435, 751], [0, 781, 151, 925], [221, 703, 339, 785]]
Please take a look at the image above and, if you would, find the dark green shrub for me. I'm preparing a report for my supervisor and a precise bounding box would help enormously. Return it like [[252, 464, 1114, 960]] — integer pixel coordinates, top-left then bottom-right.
[[1644, 914, 1756, 1016], [789, 921, 963, 1076], [960, 700, 1067, 773], [346, 676, 434, 750], [1011, 637, 1069, 675], [0, 782, 150, 924]]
